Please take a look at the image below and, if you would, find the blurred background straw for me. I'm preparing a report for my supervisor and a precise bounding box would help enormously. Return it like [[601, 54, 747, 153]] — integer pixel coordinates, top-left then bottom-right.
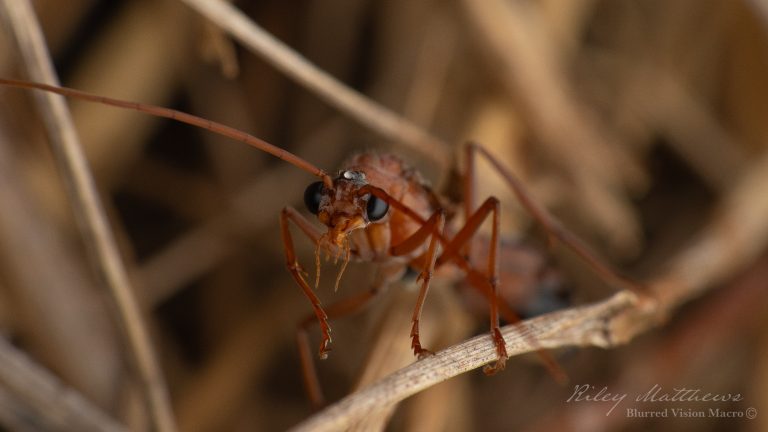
[[0, 0, 767, 430]]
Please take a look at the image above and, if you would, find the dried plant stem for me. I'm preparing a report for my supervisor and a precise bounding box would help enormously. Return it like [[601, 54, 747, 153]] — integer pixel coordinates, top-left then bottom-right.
[[650, 72, 746, 191], [0, 2, 176, 431], [347, 287, 420, 432], [291, 151, 768, 432], [174, 288, 294, 432], [178, 0, 452, 174], [746, 0, 768, 29], [290, 291, 647, 432], [0, 127, 121, 406], [460, 0, 643, 254], [0, 336, 127, 432]]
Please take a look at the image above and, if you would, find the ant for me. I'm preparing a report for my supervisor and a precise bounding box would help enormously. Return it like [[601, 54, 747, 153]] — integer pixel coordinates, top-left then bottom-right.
[[0, 78, 642, 408]]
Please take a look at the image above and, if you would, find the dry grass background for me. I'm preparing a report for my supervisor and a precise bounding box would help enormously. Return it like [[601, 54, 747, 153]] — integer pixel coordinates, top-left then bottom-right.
[[0, 0, 768, 431]]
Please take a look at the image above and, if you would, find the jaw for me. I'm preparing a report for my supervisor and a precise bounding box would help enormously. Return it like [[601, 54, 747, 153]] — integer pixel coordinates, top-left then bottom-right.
[[326, 215, 366, 247], [315, 217, 363, 293]]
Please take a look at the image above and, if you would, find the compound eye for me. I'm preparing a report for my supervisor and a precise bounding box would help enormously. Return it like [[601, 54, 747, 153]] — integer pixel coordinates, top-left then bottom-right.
[[303, 181, 324, 214], [366, 195, 389, 222]]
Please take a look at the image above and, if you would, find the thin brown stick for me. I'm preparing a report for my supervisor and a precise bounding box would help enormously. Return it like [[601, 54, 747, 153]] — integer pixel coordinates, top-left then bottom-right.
[[0, 126, 122, 405], [648, 72, 747, 191], [0, 336, 127, 432], [290, 150, 768, 431], [291, 291, 648, 432], [746, 0, 768, 28], [174, 288, 295, 432], [347, 287, 419, 432], [0, 2, 176, 431], [177, 0, 452, 176], [529, 252, 768, 432]]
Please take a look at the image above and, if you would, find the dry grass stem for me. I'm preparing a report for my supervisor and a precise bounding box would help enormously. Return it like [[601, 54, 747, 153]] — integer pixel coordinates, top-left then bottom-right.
[[346, 287, 419, 432], [460, 0, 643, 254], [649, 74, 746, 191], [174, 289, 296, 432], [178, 0, 452, 175], [291, 291, 646, 432], [64, 0, 191, 186], [0, 126, 121, 406], [748, 0, 768, 27], [0, 336, 127, 432], [0, 1, 176, 431]]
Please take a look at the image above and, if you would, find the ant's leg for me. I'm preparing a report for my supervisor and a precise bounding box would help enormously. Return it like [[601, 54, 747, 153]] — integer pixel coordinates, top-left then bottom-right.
[[365, 185, 566, 380], [466, 142, 642, 294], [437, 198, 568, 380], [390, 210, 446, 358], [295, 326, 324, 408], [460, 145, 572, 378], [280, 206, 331, 407], [296, 263, 404, 408], [280, 207, 332, 356], [359, 187, 455, 357], [436, 198, 509, 373]]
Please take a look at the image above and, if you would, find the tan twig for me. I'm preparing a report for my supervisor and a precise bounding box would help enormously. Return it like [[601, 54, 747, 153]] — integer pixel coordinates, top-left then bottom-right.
[[290, 291, 649, 432], [347, 287, 420, 432], [174, 289, 296, 432], [746, 0, 768, 28], [0, 1, 176, 431], [0, 336, 127, 432], [402, 11, 455, 128], [290, 150, 768, 431], [639, 70, 746, 191], [64, 0, 191, 187], [0, 124, 122, 405], [526, 252, 768, 431], [177, 0, 452, 175]]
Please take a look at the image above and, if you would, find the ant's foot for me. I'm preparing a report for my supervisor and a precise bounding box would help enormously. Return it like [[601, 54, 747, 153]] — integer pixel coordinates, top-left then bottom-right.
[[483, 327, 508, 374], [317, 335, 332, 360], [483, 358, 507, 375], [414, 347, 435, 360]]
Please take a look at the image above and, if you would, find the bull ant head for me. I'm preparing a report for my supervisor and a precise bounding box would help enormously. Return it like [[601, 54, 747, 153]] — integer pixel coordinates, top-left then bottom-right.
[[303, 170, 389, 290]]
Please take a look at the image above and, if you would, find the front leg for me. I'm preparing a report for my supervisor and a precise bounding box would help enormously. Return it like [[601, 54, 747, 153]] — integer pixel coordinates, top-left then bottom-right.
[[296, 263, 404, 408], [280, 207, 332, 358]]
